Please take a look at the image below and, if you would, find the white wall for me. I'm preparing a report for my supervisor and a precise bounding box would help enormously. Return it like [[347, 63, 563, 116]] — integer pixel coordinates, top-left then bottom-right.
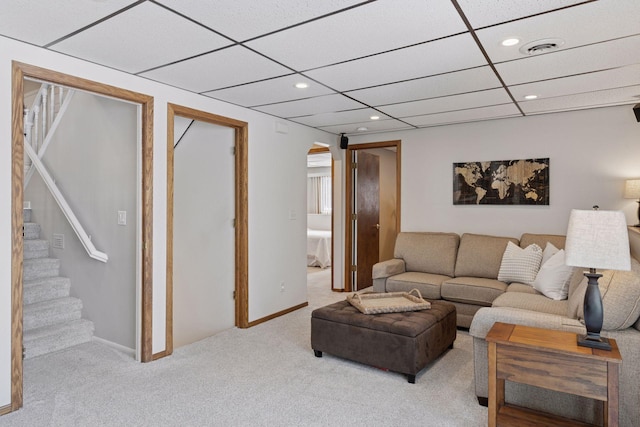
[[0, 35, 336, 407], [348, 106, 640, 238]]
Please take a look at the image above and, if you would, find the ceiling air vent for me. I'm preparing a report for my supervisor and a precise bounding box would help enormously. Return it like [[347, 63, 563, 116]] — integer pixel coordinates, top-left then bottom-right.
[[519, 38, 565, 56]]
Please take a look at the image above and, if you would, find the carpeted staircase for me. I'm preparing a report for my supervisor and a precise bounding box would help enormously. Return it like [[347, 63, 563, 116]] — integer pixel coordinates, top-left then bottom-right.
[[23, 207, 94, 359]]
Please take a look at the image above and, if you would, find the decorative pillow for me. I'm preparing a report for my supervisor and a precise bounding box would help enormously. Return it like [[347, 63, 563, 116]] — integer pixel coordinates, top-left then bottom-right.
[[533, 248, 574, 300], [541, 242, 560, 265], [497, 241, 543, 285], [572, 257, 640, 330]]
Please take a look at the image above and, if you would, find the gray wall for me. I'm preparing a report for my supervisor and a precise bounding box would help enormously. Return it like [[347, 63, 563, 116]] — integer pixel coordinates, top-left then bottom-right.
[[25, 90, 138, 350]]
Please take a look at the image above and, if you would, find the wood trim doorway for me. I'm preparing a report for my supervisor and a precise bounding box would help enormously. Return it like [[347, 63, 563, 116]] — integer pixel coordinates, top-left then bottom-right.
[[165, 103, 249, 357], [344, 140, 401, 293], [10, 62, 154, 412]]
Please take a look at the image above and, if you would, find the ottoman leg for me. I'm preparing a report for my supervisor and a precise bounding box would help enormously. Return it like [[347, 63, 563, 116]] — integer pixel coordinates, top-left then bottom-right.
[[407, 374, 416, 384], [314, 350, 323, 358]]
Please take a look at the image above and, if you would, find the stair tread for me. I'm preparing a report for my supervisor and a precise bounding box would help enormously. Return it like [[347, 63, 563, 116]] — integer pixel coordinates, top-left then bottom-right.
[[24, 296, 82, 313], [24, 318, 94, 341], [24, 276, 71, 287], [23, 257, 59, 265]]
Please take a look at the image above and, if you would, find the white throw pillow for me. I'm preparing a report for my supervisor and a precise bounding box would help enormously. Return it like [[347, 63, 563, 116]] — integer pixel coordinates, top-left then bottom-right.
[[533, 249, 574, 300], [497, 241, 543, 285], [541, 242, 560, 265]]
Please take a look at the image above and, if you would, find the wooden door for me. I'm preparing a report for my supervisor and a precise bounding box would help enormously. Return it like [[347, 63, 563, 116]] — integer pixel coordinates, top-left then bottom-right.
[[355, 151, 380, 291]]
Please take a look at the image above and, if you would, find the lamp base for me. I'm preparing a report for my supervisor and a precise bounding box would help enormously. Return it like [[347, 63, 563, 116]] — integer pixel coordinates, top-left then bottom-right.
[[577, 334, 612, 351]]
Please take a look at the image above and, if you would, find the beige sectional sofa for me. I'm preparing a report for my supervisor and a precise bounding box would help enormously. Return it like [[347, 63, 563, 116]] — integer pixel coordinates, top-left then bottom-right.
[[372, 232, 566, 327], [373, 231, 640, 425]]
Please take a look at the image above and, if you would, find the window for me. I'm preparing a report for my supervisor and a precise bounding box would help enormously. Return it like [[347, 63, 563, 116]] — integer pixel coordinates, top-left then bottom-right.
[[308, 175, 331, 214]]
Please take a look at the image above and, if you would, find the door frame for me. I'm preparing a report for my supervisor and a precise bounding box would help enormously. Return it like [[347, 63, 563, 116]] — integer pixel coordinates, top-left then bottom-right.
[[307, 146, 335, 290], [344, 140, 401, 293], [10, 61, 154, 412], [165, 103, 249, 357]]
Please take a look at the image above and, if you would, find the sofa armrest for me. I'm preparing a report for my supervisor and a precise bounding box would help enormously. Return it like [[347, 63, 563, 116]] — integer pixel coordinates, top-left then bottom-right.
[[372, 258, 405, 280], [469, 307, 586, 339]]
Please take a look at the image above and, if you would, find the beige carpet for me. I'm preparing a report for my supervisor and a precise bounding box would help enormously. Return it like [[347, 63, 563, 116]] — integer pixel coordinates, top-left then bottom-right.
[[0, 268, 486, 426]]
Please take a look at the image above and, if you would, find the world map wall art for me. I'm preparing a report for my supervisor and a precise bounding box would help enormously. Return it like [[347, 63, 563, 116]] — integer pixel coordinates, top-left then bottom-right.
[[453, 158, 550, 205]]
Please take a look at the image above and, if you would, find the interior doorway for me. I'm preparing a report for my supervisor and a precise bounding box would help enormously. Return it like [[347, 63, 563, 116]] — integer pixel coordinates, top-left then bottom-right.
[[10, 62, 153, 412], [345, 140, 401, 292], [165, 103, 249, 356], [307, 146, 334, 291]]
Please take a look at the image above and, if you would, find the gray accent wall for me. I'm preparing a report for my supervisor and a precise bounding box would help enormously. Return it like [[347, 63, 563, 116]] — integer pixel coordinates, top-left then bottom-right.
[[25, 90, 138, 350]]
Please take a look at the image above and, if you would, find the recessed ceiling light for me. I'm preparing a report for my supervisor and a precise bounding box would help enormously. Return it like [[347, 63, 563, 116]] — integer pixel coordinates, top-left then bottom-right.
[[370, 115, 380, 120], [356, 127, 368, 132], [524, 95, 538, 100], [294, 82, 309, 89], [501, 38, 520, 47]]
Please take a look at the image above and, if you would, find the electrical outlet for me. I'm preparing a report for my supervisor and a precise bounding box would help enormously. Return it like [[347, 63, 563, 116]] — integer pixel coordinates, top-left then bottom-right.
[[280, 281, 285, 292]]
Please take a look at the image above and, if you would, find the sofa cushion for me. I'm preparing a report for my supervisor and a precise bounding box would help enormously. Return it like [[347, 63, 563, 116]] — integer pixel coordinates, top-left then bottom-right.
[[497, 242, 542, 285], [568, 257, 640, 330], [394, 232, 459, 277], [533, 248, 575, 300], [519, 233, 566, 250], [441, 277, 507, 306], [492, 292, 568, 317], [454, 233, 518, 279], [506, 283, 540, 294], [386, 271, 449, 299]]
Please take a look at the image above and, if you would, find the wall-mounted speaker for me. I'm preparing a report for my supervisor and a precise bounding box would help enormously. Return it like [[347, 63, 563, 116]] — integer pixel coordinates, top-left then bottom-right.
[[634, 103, 640, 123], [340, 133, 349, 149]]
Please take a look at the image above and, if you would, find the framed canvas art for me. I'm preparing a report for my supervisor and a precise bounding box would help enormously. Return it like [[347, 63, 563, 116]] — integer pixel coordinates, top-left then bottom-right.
[[453, 158, 549, 205]]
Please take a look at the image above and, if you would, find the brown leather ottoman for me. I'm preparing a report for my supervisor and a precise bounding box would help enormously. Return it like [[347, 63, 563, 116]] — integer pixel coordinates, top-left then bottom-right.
[[311, 299, 456, 383]]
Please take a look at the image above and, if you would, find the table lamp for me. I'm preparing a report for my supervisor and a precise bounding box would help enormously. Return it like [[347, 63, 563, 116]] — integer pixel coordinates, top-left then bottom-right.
[[624, 179, 640, 226], [565, 208, 630, 350]]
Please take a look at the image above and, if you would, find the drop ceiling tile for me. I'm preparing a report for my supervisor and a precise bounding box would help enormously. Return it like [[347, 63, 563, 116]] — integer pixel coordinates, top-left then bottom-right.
[[378, 88, 512, 118], [477, 0, 640, 64], [252, 94, 363, 118], [140, 45, 291, 93], [457, 0, 584, 29], [306, 34, 487, 92], [319, 119, 414, 135], [291, 109, 391, 127], [404, 104, 521, 127], [155, 0, 363, 42], [496, 35, 640, 86], [509, 64, 640, 101], [346, 67, 502, 106], [0, 0, 133, 46], [203, 74, 334, 107], [247, 0, 466, 71], [520, 85, 640, 114], [50, 2, 232, 74]]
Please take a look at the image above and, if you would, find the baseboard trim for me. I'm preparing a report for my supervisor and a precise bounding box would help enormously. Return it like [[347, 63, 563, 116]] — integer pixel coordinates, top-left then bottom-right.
[[0, 403, 13, 416], [248, 302, 309, 327], [92, 337, 135, 358]]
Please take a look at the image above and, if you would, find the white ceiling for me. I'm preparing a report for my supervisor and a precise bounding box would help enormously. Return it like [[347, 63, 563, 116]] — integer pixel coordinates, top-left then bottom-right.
[[3, 0, 639, 135]]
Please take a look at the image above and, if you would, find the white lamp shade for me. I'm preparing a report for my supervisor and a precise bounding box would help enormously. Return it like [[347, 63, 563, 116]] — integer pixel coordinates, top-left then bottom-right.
[[565, 209, 630, 271], [624, 179, 640, 199]]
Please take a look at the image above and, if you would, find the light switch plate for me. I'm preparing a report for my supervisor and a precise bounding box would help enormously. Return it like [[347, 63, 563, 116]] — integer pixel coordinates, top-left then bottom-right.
[[118, 210, 127, 225]]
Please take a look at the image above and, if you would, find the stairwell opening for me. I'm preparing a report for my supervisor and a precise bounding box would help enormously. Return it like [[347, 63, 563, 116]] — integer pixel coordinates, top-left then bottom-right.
[[10, 62, 154, 412]]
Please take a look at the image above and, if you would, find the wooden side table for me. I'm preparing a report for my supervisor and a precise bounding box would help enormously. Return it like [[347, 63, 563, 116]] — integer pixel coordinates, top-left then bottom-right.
[[486, 322, 622, 427]]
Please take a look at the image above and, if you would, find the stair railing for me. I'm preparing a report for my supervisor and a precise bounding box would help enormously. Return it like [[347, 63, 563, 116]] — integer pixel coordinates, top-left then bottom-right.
[[23, 82, 108, 263]]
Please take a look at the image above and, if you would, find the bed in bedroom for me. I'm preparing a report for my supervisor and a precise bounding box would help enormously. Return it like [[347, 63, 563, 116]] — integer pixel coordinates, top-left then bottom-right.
[[307, 228, 331, 268]]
